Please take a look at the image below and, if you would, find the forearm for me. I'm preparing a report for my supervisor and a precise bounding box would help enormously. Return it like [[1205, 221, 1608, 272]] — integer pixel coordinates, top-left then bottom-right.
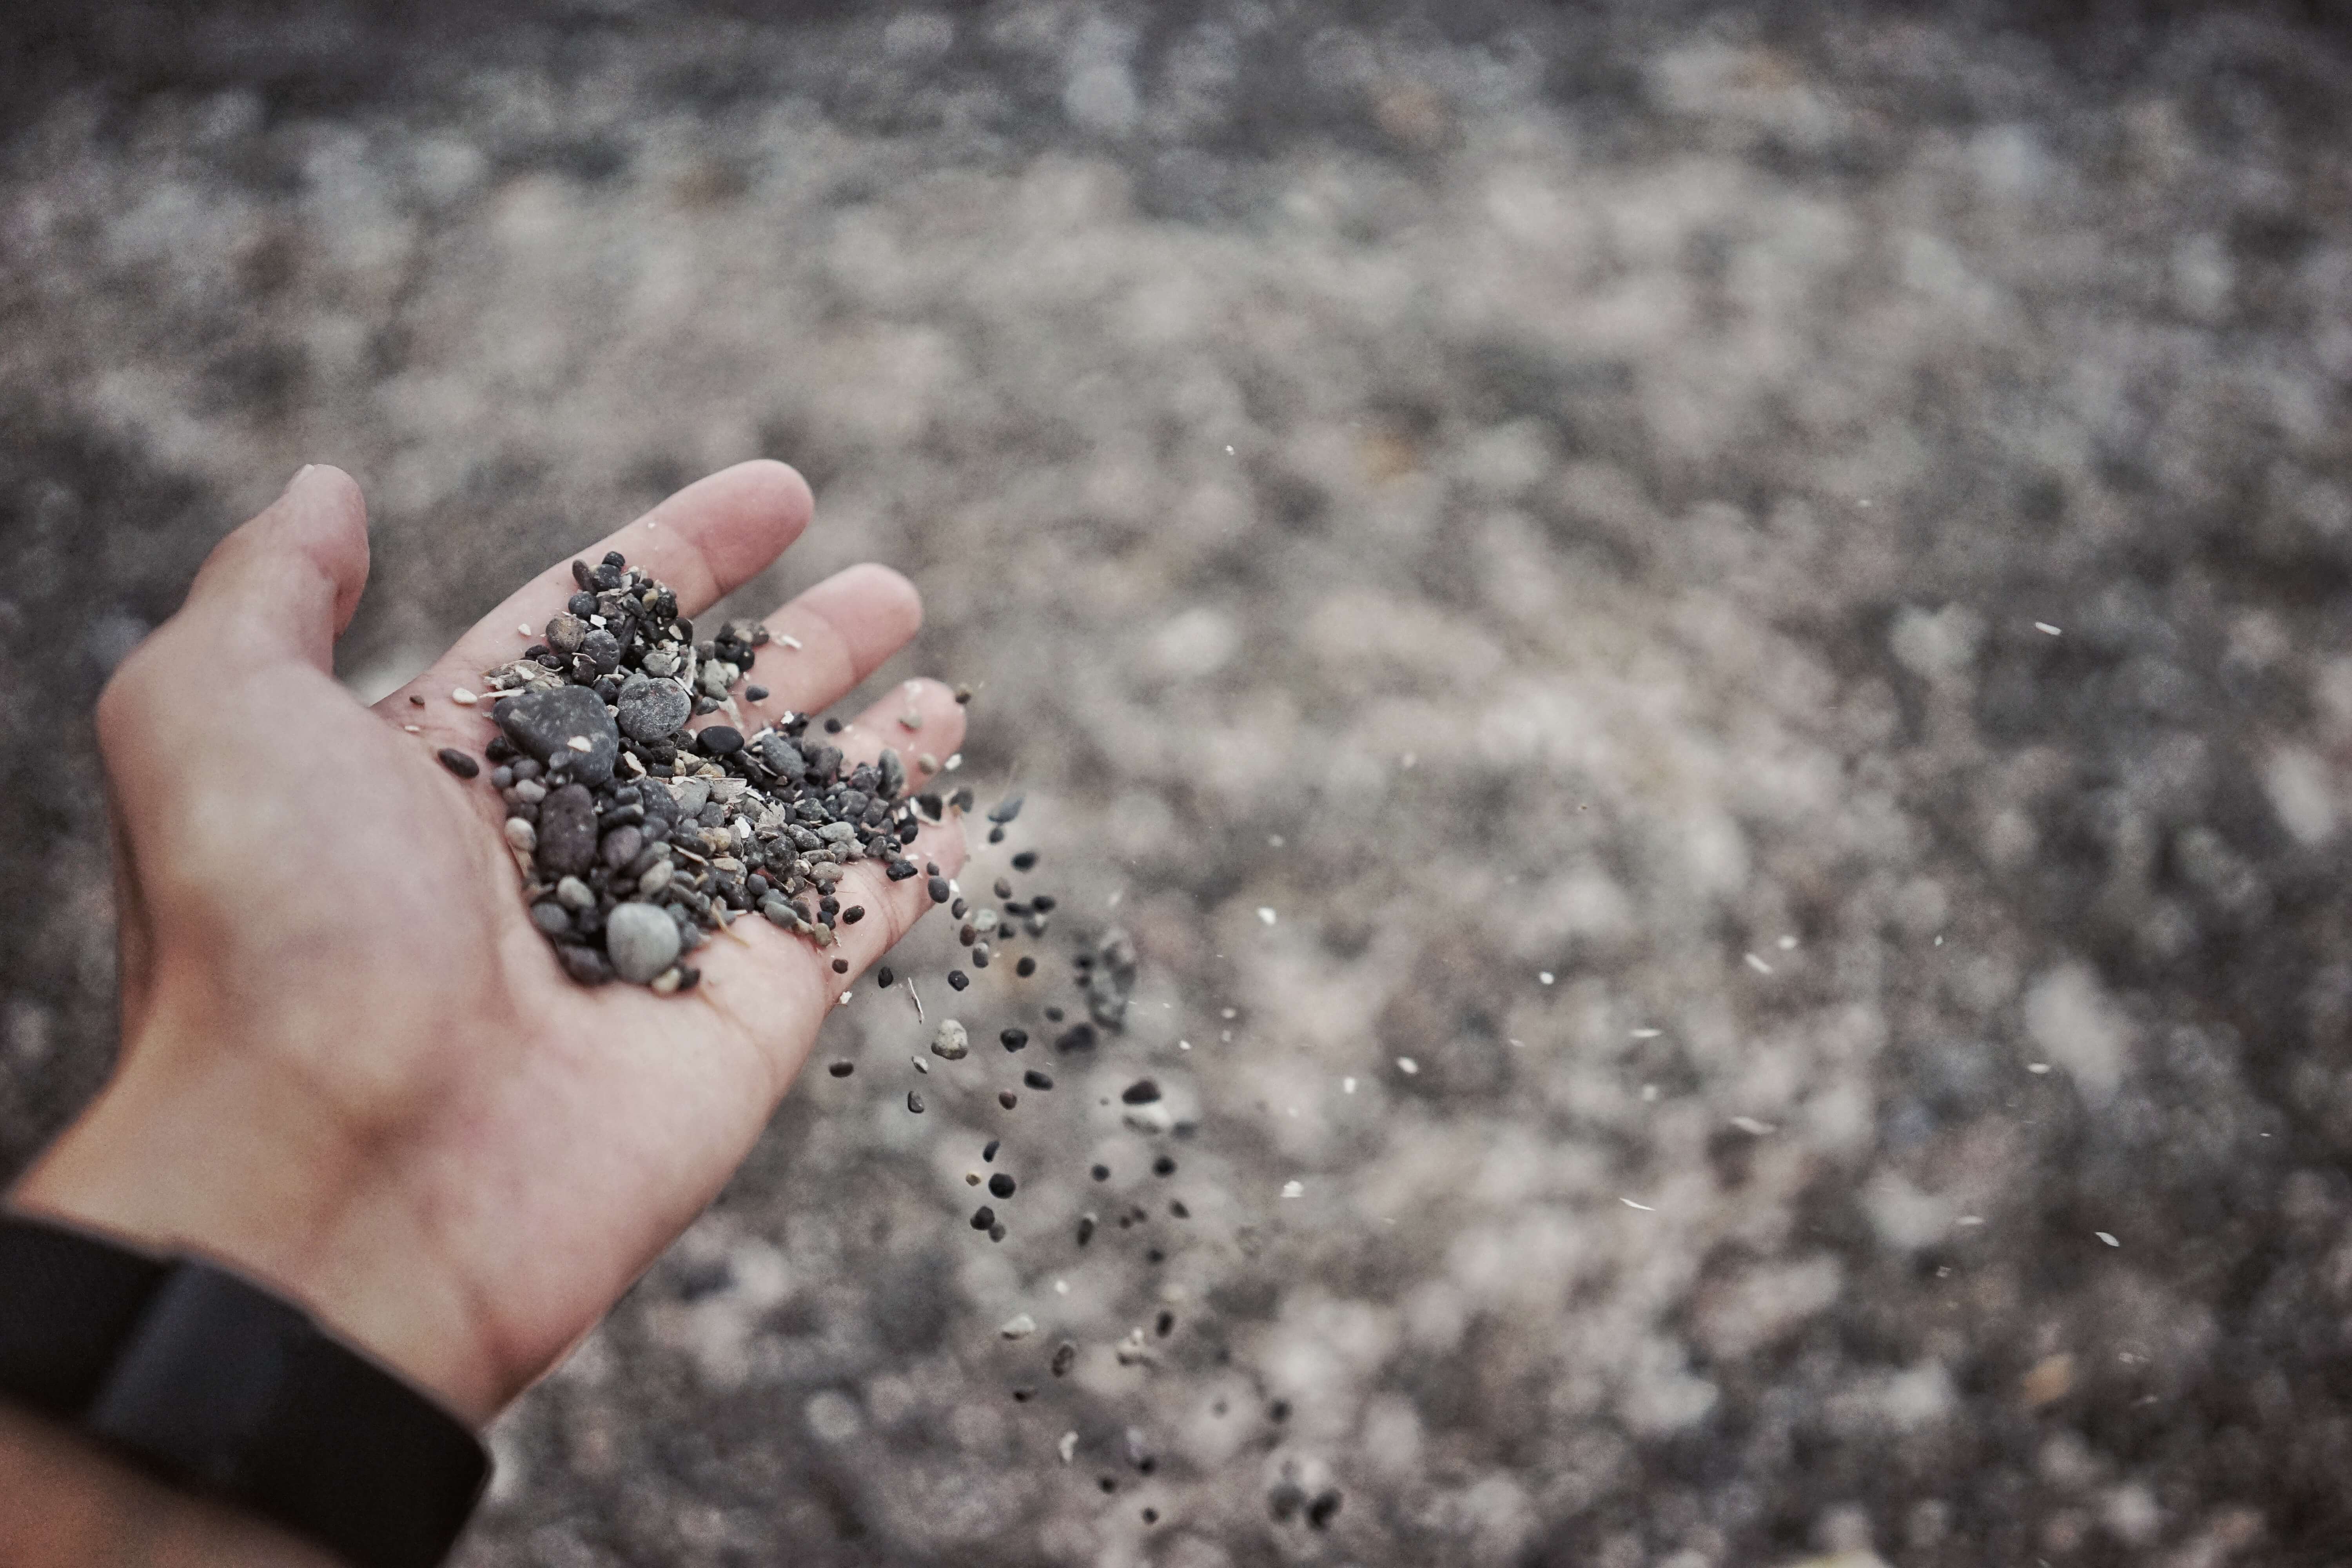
[[0, 1401, 339, 1568]]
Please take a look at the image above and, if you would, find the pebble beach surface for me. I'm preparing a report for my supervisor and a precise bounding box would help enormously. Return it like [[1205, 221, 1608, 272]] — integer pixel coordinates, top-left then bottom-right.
[[10, 3, 2352, 1564]]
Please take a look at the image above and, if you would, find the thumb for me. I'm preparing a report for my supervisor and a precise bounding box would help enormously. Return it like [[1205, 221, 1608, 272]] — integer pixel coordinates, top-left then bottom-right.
[[174, 465, 372, 674]]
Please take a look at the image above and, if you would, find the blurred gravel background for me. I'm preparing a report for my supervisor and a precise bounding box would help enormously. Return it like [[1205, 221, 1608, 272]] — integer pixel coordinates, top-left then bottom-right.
[[10, 2, 2352, 1563]]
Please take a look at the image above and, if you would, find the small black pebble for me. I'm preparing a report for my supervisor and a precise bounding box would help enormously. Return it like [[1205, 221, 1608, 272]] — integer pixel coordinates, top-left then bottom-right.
[[824, 716, 843, 733], [1024, 1069, 1053, 1090], [1169, 1200, 1189, 1218], [831, 958, 848, 974], [1153, 1156, 1176, 1176], [1044, 1005, 1064, 1022], [988, 825, 1005, 843], [998, 1091, 1018, 1109], [1011, 1387, 1034, 1403], [907, 1091, 924, 1114], [408, 693, 425, 707], [1091, 1165, 1110, 1181], [1076, 1215, 1096, 1246], [841, 905, 865, 924], [878, 966, 895, 989], [1137, 1457, 1156, 1475], [989, 1222, 1006, 1243], [947, 971, 969, 991], [951, 898, 969, 919], [1016, 956, 1037, 976], [745, 685, 768, 701], [1052, 1341, 1076, 1376], [1146, 1248, 1164, 1263], [696, 725, 743, 756], [1307, 1490, 1342, 1529], [1000, 1028, 1029, 1051], [1155, 1310, 1174, 1337], [1142, 1508, 1158, 1525], [927, 877, 950, 904], [988, 1173, 1016, 1199], [982, 1139, 999, 1162], [1012, 851, 1038, 871], [828, 1061, 854, 1078], [971, 1205, 995, 1230], [1269, 1400, 1290, 1423], [1031, 895, 1057, 913], [1121, 1079, 1162, 1105], [887, 859, 917, 881], [435, 748, 480, 779], [1099, 1477, 1118, 1495]]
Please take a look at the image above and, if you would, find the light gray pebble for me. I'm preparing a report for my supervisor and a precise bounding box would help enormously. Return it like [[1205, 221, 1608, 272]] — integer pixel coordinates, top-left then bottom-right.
[[615, 674, 693, 743], [638, 860, 675, 896], [504, 818, 537, 853], [555, 876, 595, 911], [605, 901, 682, 984], [512, 778, 548, 805], [670, 777, 711, 816], [931, 1020, 969, 1060]]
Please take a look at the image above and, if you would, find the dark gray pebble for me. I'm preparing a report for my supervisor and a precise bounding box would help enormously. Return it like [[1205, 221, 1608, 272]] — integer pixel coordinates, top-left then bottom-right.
[[436, 748, 480, 779], [988, 1173, 1016, 1199], [697, 725, 743, 757], [1308, 1491, 1342, 1529], [927, 876, 949, 903], [497, 684, 619, 784], [530, 902, 573, 938], [1122, 1079, 1162, 1105], [1011, 851, 1038, 871], [600, 824, 644, 870], [1153, 1156, 1176, 1176], [1023, 1069, 1053, 1090], [558, 944, 612, 986], [1016, 956, 1037, 977], [947, 971, 969, 991], [840, 905, 864, 924], [1052, 1342, 1076, 1377], [1000, 1028, 1028, 1051], [877, 965, 895, 989], [982, 1139, 999, 1161], [987, 793, 1024, 824], [971, 1205, 995, 1230], [998, 1091, 1018, 1109], [888, 860, 918, 881], [535, 784, 599, 877], [1091, 1165, 1109, 1181], [907, 1090, 925, 1114], [827, 1061, 854, 1078]]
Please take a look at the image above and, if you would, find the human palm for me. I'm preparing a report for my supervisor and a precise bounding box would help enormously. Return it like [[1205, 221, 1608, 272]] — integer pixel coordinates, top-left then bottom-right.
[[16, 461, 963, 1422]]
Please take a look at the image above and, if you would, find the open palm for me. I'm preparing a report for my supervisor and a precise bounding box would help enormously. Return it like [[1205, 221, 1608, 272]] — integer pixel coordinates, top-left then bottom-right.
[[16, 461, 964, 1422]]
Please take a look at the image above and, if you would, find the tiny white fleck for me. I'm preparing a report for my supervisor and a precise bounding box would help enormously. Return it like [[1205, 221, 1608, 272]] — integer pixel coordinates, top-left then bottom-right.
[[450, 688, 478, 706], [401, 724, 421, 733], [1630, 1027, 1661, 1039], [1508, 1038, 1524, 1048], [1342, 1076, 1356, 1093], [1053, 1279, 1069, 1296], [2096, 1232, 2119, 1247], [1730, 1116, 1777, 1135], [1280, 1180, 1304, 1198], [1538, 971, 1555, 985], [1256, 907, 1277, 926], [589, 614, 606, 627], [1776, 935, 1798, 951], [1107, 890, 1123, 908], [1401, 751, 1417, 768], [778, 633, 802, 650], [1220, 1030, 1232, 1042], [1744, 952, 1774, 975], [945, 753, 963, 771], [1268, 834, 1285, 847], [1641, 1083, 1659, 1102], [1934, 934, 1944, 946], [1177, 1038, 1192, 1051], [2035, 622, 2062, 636], [1621, 1198, 1654, 1212], [1286, 1105, 1299, 1118], [1396, 1056, 1418, 1075], [1221, 1009, 1237, 1020], [1225, 445, 1234, 454], [1058, 1430, 1078, 1464], [838, 991, 852, 1005], [2027, 1062, 2051, 1074], [1957, 1216, 1985, 1226], [517, 622, 533, 636], [565, 735, 593, 752]]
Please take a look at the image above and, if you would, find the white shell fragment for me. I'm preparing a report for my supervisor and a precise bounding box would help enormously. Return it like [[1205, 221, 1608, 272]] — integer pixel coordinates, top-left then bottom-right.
[[1000, 1313, 1038, 1341]]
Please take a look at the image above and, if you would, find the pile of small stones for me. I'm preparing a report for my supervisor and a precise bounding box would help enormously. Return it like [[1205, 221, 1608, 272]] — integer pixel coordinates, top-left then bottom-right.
[[434, 549, 946, 991], [430, 549, 1345, 1534]]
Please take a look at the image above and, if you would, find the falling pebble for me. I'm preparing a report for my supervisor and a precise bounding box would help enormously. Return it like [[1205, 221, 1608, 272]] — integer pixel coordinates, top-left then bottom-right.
[[1508, 1038, 1524, 1048], [1001, 1313, 1038, 1340], [1280, 1180, 1304, 1198], [1342, 1076, 1356, 1094], [1396, 1057, 1418, 1075], [516, 622, 533, 636], [1401, 751, 1417, 768], [1177, 1039, 1192, 1051], [2035, 622, 2062, 636], [1641, 1084, 1660, 1101], [1256, 907, 1277, 926], [1059, 1431, 1078, 1464], [1729, 1116, 1777, 1135], [2096, 1232, 2120, 1247], [1054, 1279, 1069, 1295], [1631, 1028, 1661, 1039], [1957, 1216, 1985, 1227], [1538, 971, 1554, 985], [450, 688, 479, 706], [906, 1090, 924, 1113], [1268, 834, 1284, 846], [840, 991, 853, 1006], [1744, 953, 1774, 975], [2027, 1063, 2052, 1074], [1776, 935, 1798, 950], [1621, 1198, 1655, 1212]]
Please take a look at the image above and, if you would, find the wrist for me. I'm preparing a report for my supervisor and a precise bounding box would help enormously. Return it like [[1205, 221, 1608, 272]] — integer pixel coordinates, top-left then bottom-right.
[[10, 1025, 509, 1426]]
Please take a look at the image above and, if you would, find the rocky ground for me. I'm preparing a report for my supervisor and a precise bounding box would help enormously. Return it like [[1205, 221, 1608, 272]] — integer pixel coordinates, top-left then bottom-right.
[[8, 2, 2352, 1563]]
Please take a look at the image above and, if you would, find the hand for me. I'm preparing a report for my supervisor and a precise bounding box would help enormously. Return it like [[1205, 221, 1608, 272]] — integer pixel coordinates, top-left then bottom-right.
[[8, 461, 967, 1425]]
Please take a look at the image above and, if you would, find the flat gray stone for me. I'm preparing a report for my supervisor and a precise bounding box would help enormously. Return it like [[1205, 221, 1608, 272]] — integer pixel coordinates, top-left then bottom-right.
[[495, 684, 619, 785], [605, 901, 682, 985]]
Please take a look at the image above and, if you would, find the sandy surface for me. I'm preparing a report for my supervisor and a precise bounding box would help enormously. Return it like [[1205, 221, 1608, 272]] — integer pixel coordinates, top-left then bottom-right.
[[7, 3, 2352, 1563]]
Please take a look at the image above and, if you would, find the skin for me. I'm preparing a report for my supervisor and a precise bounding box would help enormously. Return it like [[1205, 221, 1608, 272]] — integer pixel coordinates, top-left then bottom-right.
[[0, 462, 967, 1563]]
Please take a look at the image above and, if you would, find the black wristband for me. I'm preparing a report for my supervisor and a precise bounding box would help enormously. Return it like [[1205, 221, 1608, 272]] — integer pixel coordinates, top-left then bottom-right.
[[0, 1210, 489, 1568]]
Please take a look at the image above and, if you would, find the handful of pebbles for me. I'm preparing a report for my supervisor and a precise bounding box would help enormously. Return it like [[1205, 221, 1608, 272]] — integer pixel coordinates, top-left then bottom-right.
[[445, 549, 935, 992]]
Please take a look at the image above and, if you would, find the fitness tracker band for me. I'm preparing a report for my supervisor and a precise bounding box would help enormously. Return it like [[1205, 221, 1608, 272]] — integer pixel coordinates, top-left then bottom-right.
[[0, 1210, 489, 1568]]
